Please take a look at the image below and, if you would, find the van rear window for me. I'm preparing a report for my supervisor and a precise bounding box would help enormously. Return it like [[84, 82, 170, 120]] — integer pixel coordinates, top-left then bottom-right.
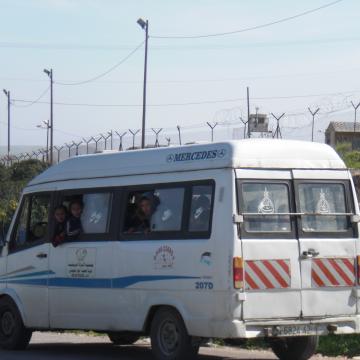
[[240, 183, 291, 233], [298, 183, 348, 232]]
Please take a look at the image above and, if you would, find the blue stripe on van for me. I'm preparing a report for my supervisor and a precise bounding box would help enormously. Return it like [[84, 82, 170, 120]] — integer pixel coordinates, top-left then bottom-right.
[[49, 277, 111, 288], [6, 278, 48, 286], [112, 275, 199, 288], [2, 275, 200, 289], [0, 270, 55, 281]]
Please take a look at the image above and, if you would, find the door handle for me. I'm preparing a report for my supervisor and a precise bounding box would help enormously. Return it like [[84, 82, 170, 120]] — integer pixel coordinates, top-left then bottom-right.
[[36, 252, 47, 259], [301, 248, 319, 259]]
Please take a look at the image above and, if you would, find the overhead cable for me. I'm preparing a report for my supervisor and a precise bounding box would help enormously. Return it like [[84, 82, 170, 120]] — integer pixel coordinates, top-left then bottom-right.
[[55, 40, 145, 86], [12, 89, 360, 108], [152, 0, 345, 39], [11, 85, 50, 108]]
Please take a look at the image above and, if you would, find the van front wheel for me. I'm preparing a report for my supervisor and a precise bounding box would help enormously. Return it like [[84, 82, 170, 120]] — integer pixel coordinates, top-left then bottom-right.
[[269, 335, 319, 360], [150, 307, 199, 360], [0, 297, 32, 350]]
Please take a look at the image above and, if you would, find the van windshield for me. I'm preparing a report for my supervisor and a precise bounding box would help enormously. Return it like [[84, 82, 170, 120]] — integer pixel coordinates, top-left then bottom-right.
[[298, 183, 348, 232]]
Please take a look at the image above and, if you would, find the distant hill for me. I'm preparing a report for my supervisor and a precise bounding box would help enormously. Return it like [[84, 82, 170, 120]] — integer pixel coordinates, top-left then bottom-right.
[[0, 145, 43, 156]]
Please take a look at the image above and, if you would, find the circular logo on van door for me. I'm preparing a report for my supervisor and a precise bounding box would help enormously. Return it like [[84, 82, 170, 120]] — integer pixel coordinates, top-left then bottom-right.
[[153, 245, 175, 269]]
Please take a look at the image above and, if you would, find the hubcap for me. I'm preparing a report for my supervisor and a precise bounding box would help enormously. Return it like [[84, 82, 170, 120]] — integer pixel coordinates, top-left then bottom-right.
[[1, 311, 15, 337], [159, 319, 179, 355]]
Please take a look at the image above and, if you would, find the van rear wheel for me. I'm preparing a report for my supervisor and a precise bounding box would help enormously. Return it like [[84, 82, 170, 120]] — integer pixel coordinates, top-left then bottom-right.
[[150, 307, 199, 360], [0, 297, 32, 350], [269, 335, 319, 360], [107, 332, 139, 345]]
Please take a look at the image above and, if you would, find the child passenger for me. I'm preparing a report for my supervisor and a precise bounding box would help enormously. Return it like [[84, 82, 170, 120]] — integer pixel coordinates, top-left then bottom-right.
[[52, 205, 67, 247], [66, 200, 83, 241]]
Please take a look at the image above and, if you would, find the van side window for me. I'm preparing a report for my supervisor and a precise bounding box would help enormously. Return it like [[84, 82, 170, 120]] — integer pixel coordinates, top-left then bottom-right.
[[29, 195, 51, 241], [81, 193, 112, 234], [58, 192, 113, 241], [189, 185, 213, 232], [13, 197, 30, 248], [240, 183, 291, 233], [123, 187, 185, 234], [298, 183, 349, 232], [11, 194, 51, 251]]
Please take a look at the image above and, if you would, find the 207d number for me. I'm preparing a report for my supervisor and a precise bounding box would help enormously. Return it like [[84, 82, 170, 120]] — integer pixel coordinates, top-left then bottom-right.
[[195, 281, 213, 290]]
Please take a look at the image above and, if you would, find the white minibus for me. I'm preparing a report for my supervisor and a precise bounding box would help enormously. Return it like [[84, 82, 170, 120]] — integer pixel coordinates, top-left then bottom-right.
[[0, 139, 359, 360]]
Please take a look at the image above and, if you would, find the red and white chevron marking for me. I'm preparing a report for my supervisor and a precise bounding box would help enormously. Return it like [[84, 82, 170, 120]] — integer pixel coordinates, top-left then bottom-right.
[[311, 258, 355, 287], [245, 259, 291, 290]]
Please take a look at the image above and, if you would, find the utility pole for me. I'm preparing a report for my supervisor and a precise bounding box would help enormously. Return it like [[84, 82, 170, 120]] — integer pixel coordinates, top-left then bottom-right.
[[137, 18, 149, 149], [206, 122, 218, 142], [115, 131, 127, 151], [271, 113, 285, 139], [37, 120, 50, 162], [247, 87, 250, 138], [3, 89, 10, 161], [351, 101, 360, 150], [308, 107, 320, 142], [151, 128, 163, 147], [177, 125, 182, 145], [129, 129, 140, 149], [44, 69, 53, 164]]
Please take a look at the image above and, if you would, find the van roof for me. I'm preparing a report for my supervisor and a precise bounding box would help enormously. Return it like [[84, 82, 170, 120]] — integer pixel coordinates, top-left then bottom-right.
[[28, 139, 346, 186]]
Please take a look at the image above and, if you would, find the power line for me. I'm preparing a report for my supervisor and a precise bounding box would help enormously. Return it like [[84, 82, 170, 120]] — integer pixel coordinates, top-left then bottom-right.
[[55, 40, 144, 86], [2, 66, 360, 85], [12, 89, 360, 108], [11, 85, 50, 108], [152, 0, 345, 39], [1, 36, 359, 51]]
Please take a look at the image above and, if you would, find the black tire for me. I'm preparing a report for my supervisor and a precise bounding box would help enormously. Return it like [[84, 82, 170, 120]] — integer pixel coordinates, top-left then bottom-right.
[[108, 332, 140, 345], [0, 297, 32, 350], [269, 335, 319, 360], [150, 307, 200, 360]]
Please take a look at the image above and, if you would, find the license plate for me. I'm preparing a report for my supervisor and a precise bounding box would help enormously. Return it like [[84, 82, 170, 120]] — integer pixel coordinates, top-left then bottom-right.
[[275, 324, 318, 337]]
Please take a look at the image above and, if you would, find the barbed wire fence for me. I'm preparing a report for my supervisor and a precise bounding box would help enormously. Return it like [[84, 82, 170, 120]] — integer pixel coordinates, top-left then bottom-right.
[[0, 100, 355, 167]]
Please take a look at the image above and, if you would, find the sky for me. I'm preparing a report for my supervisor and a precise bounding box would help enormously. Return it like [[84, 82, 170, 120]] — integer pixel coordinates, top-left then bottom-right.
[[0, 0, 359, 151]]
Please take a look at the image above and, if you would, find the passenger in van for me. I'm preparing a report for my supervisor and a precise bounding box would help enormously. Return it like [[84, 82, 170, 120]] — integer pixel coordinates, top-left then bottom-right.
[[127, 193, 158, 233], [66, 200, 83, 241], [52, 205, 68, 247]]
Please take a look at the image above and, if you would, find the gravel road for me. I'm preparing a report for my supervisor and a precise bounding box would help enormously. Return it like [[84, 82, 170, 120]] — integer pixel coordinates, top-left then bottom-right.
[[0, 332, 349, 360]]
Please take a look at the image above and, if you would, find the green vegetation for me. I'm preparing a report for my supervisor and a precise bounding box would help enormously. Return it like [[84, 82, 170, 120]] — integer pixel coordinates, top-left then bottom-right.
[[0, 159, 48, 240], [223, 336, 360, 357], [317, 334, 360, 357], [336, 142, 360, 168]]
